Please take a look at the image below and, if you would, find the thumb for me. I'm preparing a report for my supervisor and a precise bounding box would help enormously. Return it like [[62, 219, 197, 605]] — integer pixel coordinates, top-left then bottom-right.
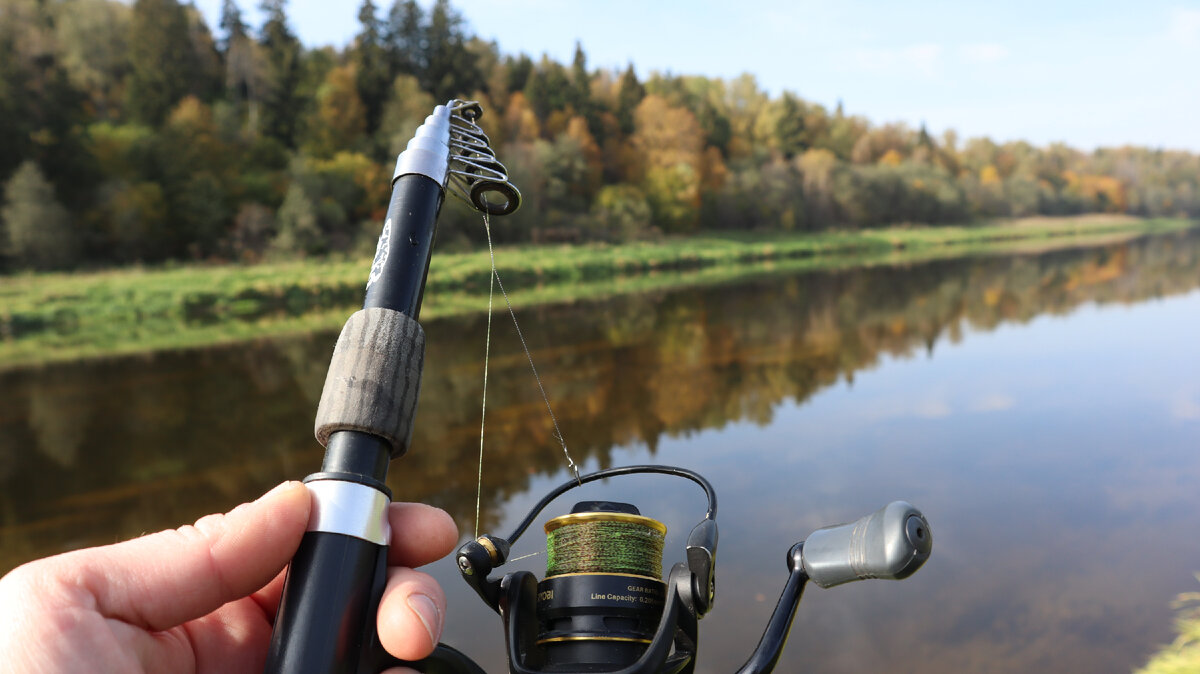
[[49, 481, 311, 631]]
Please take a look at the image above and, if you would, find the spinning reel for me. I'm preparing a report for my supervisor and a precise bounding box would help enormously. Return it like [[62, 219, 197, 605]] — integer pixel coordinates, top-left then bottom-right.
[[442, 465, 932, 674]]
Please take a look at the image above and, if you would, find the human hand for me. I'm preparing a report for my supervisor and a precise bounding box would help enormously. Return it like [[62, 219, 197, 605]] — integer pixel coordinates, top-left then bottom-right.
[[0, 481, 458, 673]]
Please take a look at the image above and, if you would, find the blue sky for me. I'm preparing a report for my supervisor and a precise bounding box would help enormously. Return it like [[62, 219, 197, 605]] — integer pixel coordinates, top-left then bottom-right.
[[194, 0, 1200, 152]]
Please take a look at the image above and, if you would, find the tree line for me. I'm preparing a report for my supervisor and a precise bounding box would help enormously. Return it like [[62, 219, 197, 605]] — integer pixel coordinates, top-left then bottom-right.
[[2, 0, 1199, 271]]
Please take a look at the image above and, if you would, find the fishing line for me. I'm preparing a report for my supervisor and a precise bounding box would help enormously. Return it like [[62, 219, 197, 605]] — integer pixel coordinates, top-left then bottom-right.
[[474, 208, 582, 538], [473, 209, 496, 539], [544, 514, 666, 579]]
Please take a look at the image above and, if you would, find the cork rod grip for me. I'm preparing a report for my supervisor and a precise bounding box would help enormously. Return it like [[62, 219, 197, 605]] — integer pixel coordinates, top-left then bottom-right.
[[314, 308, 425, 458]]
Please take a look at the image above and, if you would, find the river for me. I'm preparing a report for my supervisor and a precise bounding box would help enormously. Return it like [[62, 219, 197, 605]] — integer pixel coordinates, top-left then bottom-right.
[[2, 230, 1198, 672]]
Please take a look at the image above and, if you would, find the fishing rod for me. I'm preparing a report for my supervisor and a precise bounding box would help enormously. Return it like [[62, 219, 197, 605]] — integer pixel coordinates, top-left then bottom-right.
[[263, 100, 934, 674], [264, 99, 518, 674]]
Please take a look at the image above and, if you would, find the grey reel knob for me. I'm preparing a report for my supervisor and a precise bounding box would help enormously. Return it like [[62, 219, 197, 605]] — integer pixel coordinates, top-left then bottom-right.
[[800, 501, 932, 588]]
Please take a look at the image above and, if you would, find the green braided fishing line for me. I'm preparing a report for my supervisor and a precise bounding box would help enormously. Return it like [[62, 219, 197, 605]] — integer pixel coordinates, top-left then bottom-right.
[[546, 519, 665, 578]]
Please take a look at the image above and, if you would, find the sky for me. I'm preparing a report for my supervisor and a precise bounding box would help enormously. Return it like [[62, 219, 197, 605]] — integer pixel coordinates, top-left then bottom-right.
[[194, 0, 1200, 152]]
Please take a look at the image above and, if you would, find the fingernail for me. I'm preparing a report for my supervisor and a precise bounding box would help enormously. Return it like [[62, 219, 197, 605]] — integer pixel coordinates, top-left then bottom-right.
[[258, 481, 300, 502], [407, 593, 442, 645]]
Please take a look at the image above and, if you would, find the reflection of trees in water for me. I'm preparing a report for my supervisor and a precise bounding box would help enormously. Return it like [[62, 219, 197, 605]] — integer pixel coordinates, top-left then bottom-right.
[[0, 340, 325, 570], [1, 231, 1197, 571]]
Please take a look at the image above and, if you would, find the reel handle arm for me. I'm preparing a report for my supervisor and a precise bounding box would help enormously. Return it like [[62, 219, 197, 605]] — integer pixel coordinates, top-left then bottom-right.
[[733, 543, 809, 674]]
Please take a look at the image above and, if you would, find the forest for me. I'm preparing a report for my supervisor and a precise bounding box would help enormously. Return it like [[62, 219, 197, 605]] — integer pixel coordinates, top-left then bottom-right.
[[2, 0, 1199, 271]]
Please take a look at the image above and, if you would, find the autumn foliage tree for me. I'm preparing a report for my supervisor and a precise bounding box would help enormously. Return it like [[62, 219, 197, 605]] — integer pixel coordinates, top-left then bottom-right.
[[632, 95, 705, 232], [305, 64, 367, 158]]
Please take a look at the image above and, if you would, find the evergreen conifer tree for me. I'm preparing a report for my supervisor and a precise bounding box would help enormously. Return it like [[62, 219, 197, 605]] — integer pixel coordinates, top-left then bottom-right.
[[127, 0, 195, 125], [258, 0, 303, 145]]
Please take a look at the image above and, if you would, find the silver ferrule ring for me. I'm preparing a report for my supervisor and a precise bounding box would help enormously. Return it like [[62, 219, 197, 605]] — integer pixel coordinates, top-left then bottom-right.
[[393, 104, 452, 186], [306, 480, 392, 546]]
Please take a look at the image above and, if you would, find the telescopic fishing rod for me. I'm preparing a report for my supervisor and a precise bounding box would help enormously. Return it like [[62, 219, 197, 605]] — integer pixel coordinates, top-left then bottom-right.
[[264, 99, 519, 674], [263, 100, 934, 674]]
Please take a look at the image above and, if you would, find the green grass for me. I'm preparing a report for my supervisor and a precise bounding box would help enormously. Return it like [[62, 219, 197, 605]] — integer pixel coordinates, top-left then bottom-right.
[[0, 216, 1194, 369], [1136, 575, 1200, 674]]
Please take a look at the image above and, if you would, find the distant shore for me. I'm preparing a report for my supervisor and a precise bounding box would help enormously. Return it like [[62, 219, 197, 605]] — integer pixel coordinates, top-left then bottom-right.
[[0, 216, 1194, 369]]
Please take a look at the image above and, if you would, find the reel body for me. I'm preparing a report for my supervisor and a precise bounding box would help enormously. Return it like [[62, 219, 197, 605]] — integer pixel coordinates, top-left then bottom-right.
[[446, 465, 931, 674]]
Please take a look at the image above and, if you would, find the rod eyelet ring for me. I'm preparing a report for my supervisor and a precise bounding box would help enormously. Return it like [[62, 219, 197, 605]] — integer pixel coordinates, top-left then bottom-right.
[[471, 180, 521, 216]]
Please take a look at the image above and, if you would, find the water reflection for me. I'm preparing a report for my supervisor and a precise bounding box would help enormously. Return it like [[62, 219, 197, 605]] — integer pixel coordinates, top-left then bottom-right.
[[1, 230, 1198, 672]]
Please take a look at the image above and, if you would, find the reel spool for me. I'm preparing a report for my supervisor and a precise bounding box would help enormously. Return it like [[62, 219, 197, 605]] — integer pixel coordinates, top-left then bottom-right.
[[537, 502, 667, 670]]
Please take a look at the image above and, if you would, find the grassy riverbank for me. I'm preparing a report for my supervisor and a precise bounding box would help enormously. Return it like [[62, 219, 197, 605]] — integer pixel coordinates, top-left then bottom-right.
[[1137, 576, 1200, 674], [0, 216, 1194, 369]]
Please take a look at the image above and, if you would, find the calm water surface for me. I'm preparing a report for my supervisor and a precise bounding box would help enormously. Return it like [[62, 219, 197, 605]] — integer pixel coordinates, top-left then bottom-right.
[[2, 231, 1199, 673]]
